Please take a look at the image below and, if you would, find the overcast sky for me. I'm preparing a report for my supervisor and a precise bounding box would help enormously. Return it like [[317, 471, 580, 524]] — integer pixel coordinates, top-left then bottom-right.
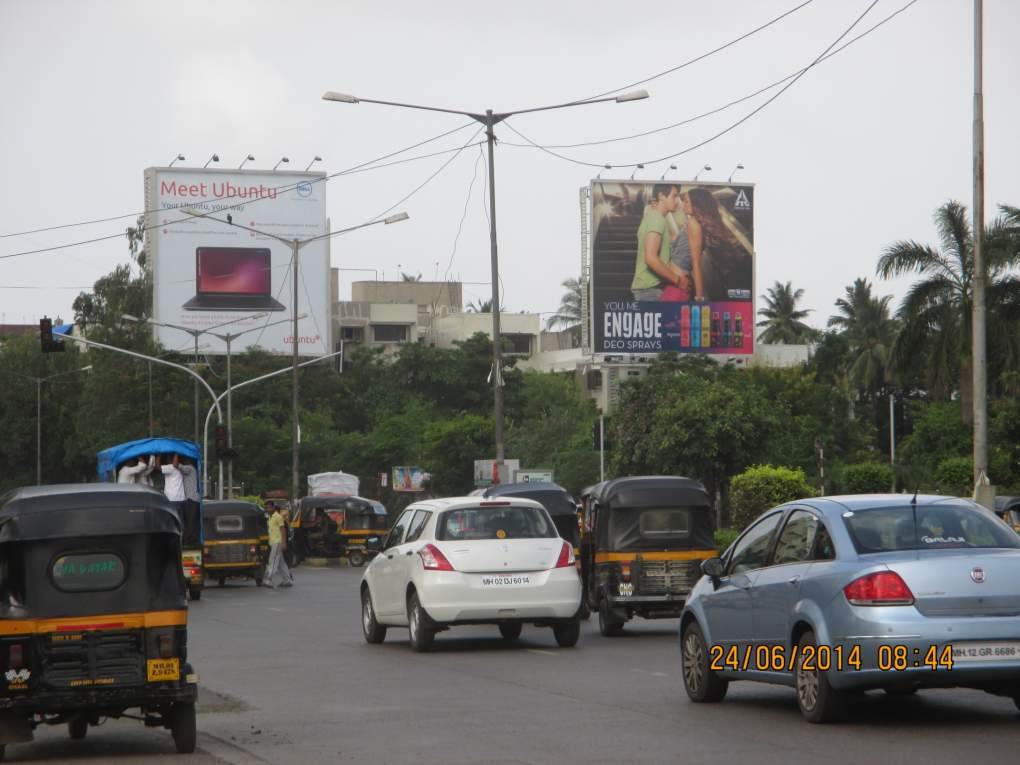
[[2, 0, 1018, 337]]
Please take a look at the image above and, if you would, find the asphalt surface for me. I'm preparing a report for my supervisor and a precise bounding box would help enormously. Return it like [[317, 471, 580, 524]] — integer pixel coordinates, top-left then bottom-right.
[[6, 566, 1019, 764]]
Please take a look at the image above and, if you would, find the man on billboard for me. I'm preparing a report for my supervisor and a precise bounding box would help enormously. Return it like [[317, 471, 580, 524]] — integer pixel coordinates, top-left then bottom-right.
[[630, 183, 688, 302]]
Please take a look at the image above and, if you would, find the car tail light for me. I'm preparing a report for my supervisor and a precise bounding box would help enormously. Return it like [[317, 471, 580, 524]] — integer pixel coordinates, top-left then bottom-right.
[[844, 571, 914, 606], [8, 644, 24, 670], [158, 634, 174, 658], [419, 544, 455, 571], [554, 541, 574, 568]]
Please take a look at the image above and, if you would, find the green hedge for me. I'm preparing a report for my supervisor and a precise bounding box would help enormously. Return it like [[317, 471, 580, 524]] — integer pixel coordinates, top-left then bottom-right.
[[729, 465, 814, 531], [714, 528, 739, 555], [841, 463, 894, 494], [935, 457, 972, 497]]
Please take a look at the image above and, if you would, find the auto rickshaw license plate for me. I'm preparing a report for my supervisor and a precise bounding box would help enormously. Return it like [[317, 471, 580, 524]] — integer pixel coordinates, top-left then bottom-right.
[[146, 658, 180, 682]]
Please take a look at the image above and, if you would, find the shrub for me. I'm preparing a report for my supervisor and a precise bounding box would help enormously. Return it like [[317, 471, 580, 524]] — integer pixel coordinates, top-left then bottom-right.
[[935, 457, 972, 497], [714, 528, 740, 555], [840, 463, 894, 494], [729, 465, 814, 531]]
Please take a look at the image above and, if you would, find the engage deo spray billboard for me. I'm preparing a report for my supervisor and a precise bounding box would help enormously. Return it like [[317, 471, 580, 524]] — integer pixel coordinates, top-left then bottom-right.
[[144, 167, 330, 356], [590, 181, 755, 355]]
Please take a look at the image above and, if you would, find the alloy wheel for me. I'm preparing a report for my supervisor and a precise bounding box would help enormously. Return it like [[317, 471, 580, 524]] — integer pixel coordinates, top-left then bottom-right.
[[797, 659, 820, 711], [362, 594, 373, 633], [683, 631, 704, 695]]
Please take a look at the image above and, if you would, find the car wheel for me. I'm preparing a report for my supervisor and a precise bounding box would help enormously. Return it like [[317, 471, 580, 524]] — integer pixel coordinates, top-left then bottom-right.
[[1012, 694, 1020, 713], [407, 592, 435, 652], [170, 702, 197, 754], [217, 577, 225, 587], [349, 550, 366, 568], [681, 621, 728, 703], [362, 589, 387, 644], [597, 596, 623, 637], [795, 631, 848, 723], [499, 622, 522, 642], [68, 717, 88, 740], [553, 618, 581, 648]]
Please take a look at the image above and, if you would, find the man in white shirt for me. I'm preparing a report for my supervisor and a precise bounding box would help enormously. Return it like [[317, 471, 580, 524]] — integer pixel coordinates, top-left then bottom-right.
[[117, 455, 156, 485], [178, 459, 201, 547], [161, 454, 187, 522]]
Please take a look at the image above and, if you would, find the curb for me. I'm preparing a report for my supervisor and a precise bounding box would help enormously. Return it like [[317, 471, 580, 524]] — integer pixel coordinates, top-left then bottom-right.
[[301, 557, 349, 568]]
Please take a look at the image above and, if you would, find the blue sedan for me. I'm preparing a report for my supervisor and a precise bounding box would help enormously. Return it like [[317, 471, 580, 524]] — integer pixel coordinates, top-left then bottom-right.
[[680, 494, 1020, 722]]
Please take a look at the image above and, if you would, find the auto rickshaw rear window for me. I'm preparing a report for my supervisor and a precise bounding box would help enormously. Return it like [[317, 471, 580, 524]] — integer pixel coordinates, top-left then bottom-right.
[[51, 552, 126, 592], [214, 515, 244, 533], [637, 508, 691, 539]]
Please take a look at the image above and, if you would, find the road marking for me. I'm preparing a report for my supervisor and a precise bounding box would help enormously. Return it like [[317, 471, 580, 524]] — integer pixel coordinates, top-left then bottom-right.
[[526, 649, 557, 656], [267, 607, 285, 612]]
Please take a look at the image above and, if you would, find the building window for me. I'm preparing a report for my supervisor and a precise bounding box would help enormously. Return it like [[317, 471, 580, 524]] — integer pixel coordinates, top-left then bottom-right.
[[372, 324, 408, 343], [503, 334, 533, 354], [341, 327, 363, 342]]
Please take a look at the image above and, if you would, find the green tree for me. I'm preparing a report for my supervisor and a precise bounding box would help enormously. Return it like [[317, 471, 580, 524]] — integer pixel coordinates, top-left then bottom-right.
[[545, 277, 583, 346], [827, 278, 897, 395], [756, 281, 817, 344], [877, 200, 1020, 417]]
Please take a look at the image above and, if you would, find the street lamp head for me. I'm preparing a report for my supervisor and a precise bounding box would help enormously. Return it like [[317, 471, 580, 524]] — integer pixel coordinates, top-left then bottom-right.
[[273, 157, 290, 171], [304, 155, 323, 171], [629, 164, 645, 180], [239, 154, 255, 169], [203, 154, 220, 168], [660, 164, 678, 180], [728, 162, 745, 182], [614, 89, 649, 103], [383, 212, 410, 225], [322, 91, 360, 104], [169, 154, 185, 167], [694, 163, 712, 181]]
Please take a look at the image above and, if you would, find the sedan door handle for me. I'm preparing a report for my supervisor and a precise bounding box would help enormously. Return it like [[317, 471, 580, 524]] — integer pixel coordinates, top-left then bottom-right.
[[386, 554, 394, 559], [405, 550, 414, 556]]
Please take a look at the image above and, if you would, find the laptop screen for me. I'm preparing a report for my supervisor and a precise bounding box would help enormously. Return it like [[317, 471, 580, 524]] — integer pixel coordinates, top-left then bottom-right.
[[196, 248, 272, 295]]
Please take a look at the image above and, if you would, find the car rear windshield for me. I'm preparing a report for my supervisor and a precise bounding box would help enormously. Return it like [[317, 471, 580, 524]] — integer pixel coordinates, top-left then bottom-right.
[[436, 506, 556, 541], [843, 503, 1020, 553]]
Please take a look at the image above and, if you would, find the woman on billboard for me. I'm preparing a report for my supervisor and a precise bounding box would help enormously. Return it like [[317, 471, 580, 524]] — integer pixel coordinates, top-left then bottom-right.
[[679, 187, 753, 301]]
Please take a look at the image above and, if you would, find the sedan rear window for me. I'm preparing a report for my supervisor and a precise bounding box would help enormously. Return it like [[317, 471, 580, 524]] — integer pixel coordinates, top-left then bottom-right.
[[437, 506, 556, 541], [843, 503, 1020, 553]]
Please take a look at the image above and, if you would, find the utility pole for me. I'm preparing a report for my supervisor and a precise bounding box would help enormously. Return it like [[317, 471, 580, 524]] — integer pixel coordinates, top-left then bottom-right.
[[292, 239, 300, 506], [484, 111, 505, 471], [36, 379, 42, 485], [972, 0, 989, 496]]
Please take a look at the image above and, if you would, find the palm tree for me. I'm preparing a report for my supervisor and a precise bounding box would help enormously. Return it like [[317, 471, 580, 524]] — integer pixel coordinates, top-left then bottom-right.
[[546, 278, 583, 330], [756, 281, 818, 344], [466, 298, 493, 313], [400, 271, 422, 282], [876, 200, 1020, 420], [827, 278, 897, 395]]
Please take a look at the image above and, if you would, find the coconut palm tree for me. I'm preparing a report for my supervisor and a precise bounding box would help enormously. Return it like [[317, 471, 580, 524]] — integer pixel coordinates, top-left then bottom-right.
[[546, 278, 583, 330], [827, 278, 897, 395], [876, 200, 1020, 420], [466, 298, 493, 313], [400, 271, 422, 282], [756, 281, 818, 344]]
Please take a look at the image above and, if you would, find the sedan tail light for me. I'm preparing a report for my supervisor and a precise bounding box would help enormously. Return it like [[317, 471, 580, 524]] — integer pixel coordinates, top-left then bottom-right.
[[554, 541, 574, 568], [844, 571, 914, 606], [419, 544, 455, 571]]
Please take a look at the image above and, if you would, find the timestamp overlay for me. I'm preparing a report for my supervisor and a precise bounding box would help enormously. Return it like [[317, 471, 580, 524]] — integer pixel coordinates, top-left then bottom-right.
[[710, 643, 957, 672]]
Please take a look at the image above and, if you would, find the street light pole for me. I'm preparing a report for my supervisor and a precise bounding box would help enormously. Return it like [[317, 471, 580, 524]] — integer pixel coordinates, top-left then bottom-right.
[[292, 238, 300, 505], [972, 0, 988, 493], [36, 379, 41, 485], [323, 88, 648, 476]]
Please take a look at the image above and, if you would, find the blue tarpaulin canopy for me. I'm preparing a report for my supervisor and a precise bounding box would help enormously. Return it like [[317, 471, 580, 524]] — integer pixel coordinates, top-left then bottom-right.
[[97, 437, 201, 482]]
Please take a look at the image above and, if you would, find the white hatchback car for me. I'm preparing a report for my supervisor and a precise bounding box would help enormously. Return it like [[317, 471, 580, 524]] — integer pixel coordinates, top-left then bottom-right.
[[360, 497, 583, 651]]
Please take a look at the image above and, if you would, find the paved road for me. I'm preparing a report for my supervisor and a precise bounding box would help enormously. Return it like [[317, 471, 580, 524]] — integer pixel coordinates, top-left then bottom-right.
[[7, 566, 1019, 763]]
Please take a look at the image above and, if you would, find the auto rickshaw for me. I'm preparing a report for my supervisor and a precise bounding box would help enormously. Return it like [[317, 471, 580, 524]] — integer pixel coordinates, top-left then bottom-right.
[[579, 476, 716, 636], [291, 495, 389, 567], [202, 501, 269, 587], [0, 484, 199, 757], [479, 482, 581, 555], [995, 495, 1020, 533], [97, 437, 205, 601]]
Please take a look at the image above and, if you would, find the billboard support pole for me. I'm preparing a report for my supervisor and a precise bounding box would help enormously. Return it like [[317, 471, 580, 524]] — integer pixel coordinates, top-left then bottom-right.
[[599, 414, 605, 482], [292, 238, 301, 508]]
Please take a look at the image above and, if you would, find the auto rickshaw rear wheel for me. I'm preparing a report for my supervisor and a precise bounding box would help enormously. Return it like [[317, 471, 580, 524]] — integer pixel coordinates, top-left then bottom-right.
[[348, 550, 366, 568], [170, 702, 197, 754], [498, 622, 522, 642], [217, 577, 225, 587], [188, 585, 202, 601], [68, 717, 88, 740], [597, 596, 624, 637]]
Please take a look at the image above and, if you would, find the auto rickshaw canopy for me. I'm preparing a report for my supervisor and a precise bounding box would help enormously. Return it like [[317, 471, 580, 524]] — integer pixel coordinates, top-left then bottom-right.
[[481, 482, 579, 545], [97, 437, 202, 486], [202, 500, 268, 539]]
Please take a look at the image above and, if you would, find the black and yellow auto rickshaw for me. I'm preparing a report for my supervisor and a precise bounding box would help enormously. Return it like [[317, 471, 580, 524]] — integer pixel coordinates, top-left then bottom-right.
[[480, 482, 581, 555], [202, 500, 269, 587], [291, 495, 389, 567], [0, 484, 199, 757], [579, 476, 716, 636]]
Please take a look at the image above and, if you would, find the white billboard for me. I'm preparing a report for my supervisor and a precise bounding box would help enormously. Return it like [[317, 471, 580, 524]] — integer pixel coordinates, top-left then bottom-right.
[[144, 167, 330, 356]]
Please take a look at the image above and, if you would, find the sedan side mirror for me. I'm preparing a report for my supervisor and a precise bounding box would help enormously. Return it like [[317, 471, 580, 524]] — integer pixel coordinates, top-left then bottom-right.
[[701, 557, 725, 581]]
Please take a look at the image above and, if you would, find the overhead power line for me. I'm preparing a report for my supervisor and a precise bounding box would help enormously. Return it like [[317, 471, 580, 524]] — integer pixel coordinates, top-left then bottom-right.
[[504, 0, 920, 151], [503, 0, 886, 169]]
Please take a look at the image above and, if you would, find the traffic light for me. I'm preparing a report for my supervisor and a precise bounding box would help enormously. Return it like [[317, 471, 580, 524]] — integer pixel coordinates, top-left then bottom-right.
[[39, 317, 64, 353], [214, 425, 227, 453]]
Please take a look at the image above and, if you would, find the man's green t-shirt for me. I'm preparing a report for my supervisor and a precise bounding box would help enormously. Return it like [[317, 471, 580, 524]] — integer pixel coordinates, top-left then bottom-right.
[[631, 206, 670, 291]]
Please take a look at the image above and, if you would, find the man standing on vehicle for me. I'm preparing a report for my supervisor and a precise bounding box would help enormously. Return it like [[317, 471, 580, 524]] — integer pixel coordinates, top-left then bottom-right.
[[264, 503, 293, 588], [160, 453, 187, 523], [178, 458, 201, 547]]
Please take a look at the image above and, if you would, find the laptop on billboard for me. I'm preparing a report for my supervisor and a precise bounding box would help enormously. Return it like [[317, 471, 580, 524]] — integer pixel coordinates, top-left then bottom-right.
[[182, 247, 286, 312]]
